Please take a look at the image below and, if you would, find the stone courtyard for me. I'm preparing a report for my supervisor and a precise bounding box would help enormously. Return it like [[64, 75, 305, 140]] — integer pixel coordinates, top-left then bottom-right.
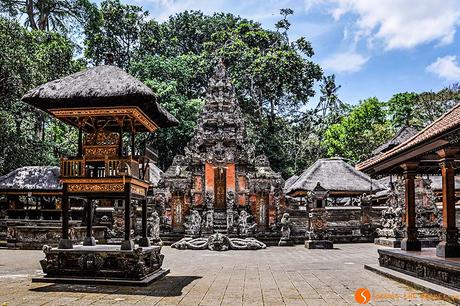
[[0, 244, 454, 305]]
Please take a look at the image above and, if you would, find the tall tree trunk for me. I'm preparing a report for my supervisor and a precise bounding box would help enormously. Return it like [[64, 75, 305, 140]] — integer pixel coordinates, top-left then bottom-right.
[[26, 0, 38, 30]]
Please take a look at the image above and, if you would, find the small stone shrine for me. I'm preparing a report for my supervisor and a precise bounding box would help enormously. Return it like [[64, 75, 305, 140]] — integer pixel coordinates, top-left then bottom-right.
[[375, 176, 441, 247], [157, 59, 284, 241]]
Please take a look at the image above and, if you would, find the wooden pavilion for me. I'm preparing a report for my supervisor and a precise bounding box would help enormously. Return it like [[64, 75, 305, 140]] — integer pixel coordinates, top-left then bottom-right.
[[23, 61, 179, 285], [357, 103, 460, 289]]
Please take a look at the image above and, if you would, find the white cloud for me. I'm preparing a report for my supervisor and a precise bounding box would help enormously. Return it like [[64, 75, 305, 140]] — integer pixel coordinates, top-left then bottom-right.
[[426, 55, 460, 81], [321, 52, 368, 73], [328, 0, 460, 50]]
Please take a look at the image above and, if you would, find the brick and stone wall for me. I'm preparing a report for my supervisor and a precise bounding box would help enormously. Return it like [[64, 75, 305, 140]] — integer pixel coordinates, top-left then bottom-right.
[[289, 206, 385, 243]]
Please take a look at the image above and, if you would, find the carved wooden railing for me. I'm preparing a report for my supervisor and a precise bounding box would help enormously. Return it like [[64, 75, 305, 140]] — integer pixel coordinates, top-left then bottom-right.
[[60, 157, 141, 179], [61, 159, 85, 177]]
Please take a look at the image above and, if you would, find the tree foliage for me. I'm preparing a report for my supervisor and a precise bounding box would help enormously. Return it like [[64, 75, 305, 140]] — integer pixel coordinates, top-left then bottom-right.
[[323, 97, 392, 163], [0, 17, 80, 174], [2, 3, 460, 180], [0, 0, 90, 33]]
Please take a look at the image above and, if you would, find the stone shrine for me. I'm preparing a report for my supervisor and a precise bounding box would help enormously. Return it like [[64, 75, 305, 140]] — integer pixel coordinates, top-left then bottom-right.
[[158, 60, 284, 240], [375, 176, 441, 248]]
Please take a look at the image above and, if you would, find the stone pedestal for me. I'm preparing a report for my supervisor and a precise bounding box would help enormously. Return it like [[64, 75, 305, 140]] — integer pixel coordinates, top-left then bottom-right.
[[138, 237, 151, 247], [305, 240, 333, 249], [121, 239, 134, 250], [278, 238, 294, 246], [374, 237, 402, 248], [83, 237, 96, 246], [436, 241, 460, 257], [401, 238, 421, 251], [34, 244, 168, 286]]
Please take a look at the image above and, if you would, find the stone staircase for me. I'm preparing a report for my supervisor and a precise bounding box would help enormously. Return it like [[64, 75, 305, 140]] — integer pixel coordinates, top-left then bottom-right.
[[213, 209, 227, 234]]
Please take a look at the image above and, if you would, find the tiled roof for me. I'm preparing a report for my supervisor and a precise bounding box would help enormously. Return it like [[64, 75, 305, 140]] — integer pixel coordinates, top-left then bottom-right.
[[356, 103, 460, 172]]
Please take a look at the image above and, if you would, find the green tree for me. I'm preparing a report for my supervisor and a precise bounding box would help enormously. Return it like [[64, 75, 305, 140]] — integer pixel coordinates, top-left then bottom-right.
[[323, 97, 392, 163], [414, 84, 460, 127], [387, 92, 418, 128], [130, 55, 208, 169], [0, 0, 91, 33], [0, 17, 79, 175], [83, 0, 148, 68]]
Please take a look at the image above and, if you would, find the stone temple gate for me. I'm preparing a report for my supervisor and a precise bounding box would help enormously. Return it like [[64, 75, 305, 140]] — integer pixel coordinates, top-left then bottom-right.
[[155, 60, 284, 238]]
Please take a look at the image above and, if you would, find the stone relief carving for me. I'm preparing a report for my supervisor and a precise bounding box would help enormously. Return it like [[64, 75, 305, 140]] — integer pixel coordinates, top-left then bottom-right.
[[171, 232, 266, 251]]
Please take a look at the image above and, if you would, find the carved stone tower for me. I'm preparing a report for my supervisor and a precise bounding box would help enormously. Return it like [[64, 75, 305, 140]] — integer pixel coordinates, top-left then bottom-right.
[[160, 59, 284, 237]]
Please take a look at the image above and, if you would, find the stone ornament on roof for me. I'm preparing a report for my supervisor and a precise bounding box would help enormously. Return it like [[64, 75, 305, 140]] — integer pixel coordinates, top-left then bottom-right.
[[185, 58, 253, 166]]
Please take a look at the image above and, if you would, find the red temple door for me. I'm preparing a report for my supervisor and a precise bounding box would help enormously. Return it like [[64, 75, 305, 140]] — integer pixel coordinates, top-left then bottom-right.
[[214, 167, 226, 209]]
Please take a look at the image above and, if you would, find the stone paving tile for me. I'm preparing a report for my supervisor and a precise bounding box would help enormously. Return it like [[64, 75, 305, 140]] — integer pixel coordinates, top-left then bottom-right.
[[0, 244, 456, 305]]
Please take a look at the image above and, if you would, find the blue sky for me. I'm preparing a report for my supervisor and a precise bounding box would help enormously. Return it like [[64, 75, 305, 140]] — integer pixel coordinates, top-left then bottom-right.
[[123, 0, 460, 107]]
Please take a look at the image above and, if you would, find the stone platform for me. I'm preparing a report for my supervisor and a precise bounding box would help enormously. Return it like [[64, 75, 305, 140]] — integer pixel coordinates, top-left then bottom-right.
[[33, 244, 167, 286], [305, 239, 333, 249], [375, 237, 440, 248], [377, 248, 460, 291]]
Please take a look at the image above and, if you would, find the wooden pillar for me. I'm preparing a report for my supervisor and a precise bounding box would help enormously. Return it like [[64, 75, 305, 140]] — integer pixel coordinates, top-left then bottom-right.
[[401, 163, 421, 251], [83, 198, 96, 246], [139, 198, 150, 247], [58, 183, 72, 249], [119, 126, 123, 157], [437, 158, 460, 257], [121, 182, 134, 250], [77, 128, 83, 158], [131, 130, 136, 157]]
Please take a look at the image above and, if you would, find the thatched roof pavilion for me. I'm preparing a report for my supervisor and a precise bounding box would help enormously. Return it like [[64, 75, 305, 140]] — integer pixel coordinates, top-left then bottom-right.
[[22, 65, 179, 132], [286, 158, 384, 197], [284, 175, 299, 193]]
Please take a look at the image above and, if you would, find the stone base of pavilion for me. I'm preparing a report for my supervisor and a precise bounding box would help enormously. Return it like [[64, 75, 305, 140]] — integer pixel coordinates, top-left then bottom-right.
[[305, 239, 333, 249], [374, 248, 460, 291], [374, 237, 440, 248], [32, 244, 169, 286]]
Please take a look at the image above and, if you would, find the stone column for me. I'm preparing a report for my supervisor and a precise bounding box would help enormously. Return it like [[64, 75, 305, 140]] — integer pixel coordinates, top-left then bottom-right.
[[121, 182, 134, 250], [139, 198, 150, 247], [401, 163, 421, 251], [83, 198, 96, 246], [437, 158, 460, 257], [58, 183, 72, 249]]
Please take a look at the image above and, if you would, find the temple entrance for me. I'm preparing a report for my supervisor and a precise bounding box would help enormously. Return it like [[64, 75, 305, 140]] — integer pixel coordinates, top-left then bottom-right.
[[214, 167, 226, 209]]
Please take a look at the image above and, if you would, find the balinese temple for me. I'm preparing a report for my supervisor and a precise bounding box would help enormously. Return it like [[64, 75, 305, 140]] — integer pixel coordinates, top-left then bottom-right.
[[357, 103, 460, 290], [157, 60, 284, 239], [21, 60, 178, 284]]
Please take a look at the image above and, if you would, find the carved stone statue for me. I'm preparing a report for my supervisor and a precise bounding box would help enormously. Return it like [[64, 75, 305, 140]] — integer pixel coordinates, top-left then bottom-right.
[[184, 209, 202, 236], [278, 213, 293, 246], [226, 191, 236, 231], [238, 210, 256, 236], [147, 211, 161, 242], [202, 209, 214, 234]]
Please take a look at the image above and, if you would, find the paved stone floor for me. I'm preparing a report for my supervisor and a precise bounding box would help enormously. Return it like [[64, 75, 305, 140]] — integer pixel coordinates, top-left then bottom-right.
[[0, 243, 455, 305]]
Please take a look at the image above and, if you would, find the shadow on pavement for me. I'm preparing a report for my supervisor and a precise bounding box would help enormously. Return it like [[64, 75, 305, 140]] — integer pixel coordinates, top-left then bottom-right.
[[30, 275, 202, 296]]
